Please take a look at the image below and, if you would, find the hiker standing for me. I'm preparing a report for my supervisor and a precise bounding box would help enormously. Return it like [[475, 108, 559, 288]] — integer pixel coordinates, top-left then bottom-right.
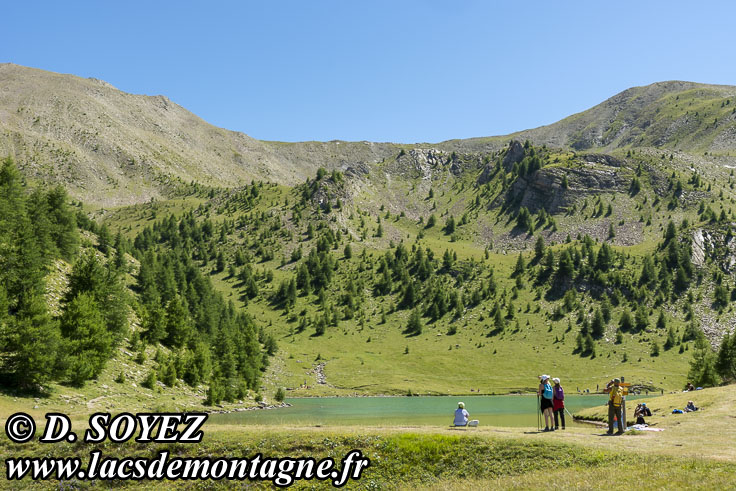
[[538, 375, 555, 431], [604, 378, 624, 435], [552, 377, 565, 430]]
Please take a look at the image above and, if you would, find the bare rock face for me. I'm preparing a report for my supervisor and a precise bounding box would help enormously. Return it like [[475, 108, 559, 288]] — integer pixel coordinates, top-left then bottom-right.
[[505, 164, 629, 214], [694, 227, 736, 273], [409, 148, 448, 178], [345, 162, 370, 178], [579, 153, 625, 168], [477, 163, 496, 185], [502, 140, 525, 171], [478, 140, 525, 185], [692, 229, 706, 267]]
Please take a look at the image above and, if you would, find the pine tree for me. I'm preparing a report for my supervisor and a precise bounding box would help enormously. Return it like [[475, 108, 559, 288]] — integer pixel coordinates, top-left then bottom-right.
[[534, 235, 546, 261], [664, 326, 677, 350], [164, 296, 192, 348], [591, 308, 605, 338], [444, 216, 456, 235], [401, 282, 417, 309], [142, 305, 166, 344], [664, 221, 677, 242], [45, 186, 79, 259], [406, 309, 422, 335], [619, 308, 634, 332], [716, 333, 736, 382], [688, 337, 721, 387], [513, 253, 526, 277], [650, 341, 660, 357], [60, 293, 112, 386], [494, 307, 506, 332], [97, 224, 112, 255], [635, 305, 648, 331], [556, 250, 574, 280], [506, 301, 515, 320], [0, 293, 63, 389], [714, 284, 729, 309], [639, 255, 657, 286], [600, 294, 612, 323], [584, 334, 596, 357]]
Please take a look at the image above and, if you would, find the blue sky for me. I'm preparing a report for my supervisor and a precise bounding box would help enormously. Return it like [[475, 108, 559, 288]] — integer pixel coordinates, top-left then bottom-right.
[[3, 1, 736, 143]]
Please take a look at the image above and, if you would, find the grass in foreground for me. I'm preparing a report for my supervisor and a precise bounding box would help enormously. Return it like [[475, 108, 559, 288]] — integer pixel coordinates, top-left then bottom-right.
[[3, 427, 735, 489]]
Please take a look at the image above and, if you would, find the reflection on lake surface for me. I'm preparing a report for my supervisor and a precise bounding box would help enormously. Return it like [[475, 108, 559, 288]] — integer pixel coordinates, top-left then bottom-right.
[[209, 394, 652, 427]]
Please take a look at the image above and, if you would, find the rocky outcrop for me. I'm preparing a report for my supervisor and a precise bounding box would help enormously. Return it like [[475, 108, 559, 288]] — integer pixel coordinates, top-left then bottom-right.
[[692, 229, 706, 267], [477, 163, 496, 185], [504, 164, 630, 214], [502, 140, 525, 171], [579, 153, 625, 168], [692, 227, 736, 273], [345, 161, 370, 177]]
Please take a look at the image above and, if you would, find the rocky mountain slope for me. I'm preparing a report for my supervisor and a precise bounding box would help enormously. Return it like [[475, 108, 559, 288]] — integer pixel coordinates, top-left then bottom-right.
[[0, 64, 401, 205], [3, 64, 736, 206], [455, 81, 736, 153]]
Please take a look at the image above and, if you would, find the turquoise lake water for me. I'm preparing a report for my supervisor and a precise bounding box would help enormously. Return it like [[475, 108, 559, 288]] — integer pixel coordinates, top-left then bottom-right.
[[209, 394, 652, 427]]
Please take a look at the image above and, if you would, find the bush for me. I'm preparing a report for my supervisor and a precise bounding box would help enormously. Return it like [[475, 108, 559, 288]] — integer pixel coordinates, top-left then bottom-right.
[[274, 387, 286, 403]]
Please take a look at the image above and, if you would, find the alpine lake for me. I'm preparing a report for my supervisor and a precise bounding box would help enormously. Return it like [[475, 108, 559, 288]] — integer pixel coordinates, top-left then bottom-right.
[[209, 394, 654, 428]]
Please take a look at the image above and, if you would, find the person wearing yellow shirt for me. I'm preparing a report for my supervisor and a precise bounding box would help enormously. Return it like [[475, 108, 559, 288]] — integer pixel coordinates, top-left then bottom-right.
[[604, 378, 625, 435]]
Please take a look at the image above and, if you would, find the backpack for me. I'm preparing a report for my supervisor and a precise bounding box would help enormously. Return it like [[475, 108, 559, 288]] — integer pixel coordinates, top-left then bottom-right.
[[543, 383, 553, 400]]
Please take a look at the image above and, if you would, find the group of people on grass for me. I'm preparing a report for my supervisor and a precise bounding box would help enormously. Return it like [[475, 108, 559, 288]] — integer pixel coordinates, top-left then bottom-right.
[[454, 376, 698, 431], [542, 376, 633, 434], [537, 375, 566, 431]]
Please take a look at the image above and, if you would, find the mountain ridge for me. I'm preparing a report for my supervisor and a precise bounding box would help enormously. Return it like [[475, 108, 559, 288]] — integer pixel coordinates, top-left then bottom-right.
[[2, 63, 736, 205]]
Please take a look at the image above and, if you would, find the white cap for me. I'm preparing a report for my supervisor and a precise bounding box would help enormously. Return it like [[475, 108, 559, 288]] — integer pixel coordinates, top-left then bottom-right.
[[552, 377, 560, 384]]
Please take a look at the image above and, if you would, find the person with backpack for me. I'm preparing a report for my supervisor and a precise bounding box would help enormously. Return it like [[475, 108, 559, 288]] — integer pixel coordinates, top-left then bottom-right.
[[552, 377, 566, 430], [604, 378, 625, 435], [538, 375, 555, 431]]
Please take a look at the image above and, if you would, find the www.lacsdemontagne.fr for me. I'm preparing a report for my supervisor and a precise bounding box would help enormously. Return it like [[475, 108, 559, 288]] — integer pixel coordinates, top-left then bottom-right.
[[6, 450, 369, 487], [4, 412, 369, 487]]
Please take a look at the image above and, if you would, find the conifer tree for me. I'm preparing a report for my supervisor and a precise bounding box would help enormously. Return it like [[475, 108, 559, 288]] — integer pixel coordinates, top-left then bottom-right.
[[60, 293, 111, 386]]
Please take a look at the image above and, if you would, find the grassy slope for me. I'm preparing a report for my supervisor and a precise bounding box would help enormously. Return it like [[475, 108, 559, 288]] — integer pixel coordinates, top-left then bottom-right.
[[94, 147, 732, 398]]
